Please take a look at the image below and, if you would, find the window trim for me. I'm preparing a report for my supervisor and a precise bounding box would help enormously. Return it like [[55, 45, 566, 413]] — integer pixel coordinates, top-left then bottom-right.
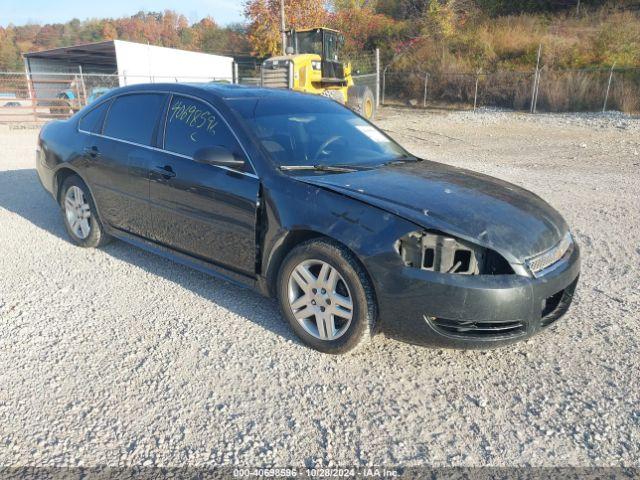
[[77, 89, 258, 179], [161, 92, 257, 176]]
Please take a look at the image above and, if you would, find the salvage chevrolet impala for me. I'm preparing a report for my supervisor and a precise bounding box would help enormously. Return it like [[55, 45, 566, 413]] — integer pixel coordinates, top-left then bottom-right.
[[36, 84, 580, 353]]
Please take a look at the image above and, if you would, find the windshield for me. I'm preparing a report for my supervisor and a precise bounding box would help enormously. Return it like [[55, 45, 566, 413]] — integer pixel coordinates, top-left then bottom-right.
[[296, 31, 323, 56], [244, 102, 410, 169]]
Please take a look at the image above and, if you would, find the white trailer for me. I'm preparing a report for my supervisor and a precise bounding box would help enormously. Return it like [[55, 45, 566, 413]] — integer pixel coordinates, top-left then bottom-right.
[[24, 40, 234, 106], [113, 40, 234, 85]]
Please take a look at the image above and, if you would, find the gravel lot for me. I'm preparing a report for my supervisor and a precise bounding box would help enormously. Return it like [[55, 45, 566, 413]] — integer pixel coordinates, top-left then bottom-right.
[[1, 108, 639, 468]]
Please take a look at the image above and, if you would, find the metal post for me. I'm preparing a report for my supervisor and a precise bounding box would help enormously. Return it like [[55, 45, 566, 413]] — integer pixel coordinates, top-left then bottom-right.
[[533, 68, 541, 114], [473, 74, 480, 112], [530, 44, 542, 113], [423, 72, 429, 108], [280, 0, 287, 55], [78, 65, 87, 107], [233, 62, 239, 84], [375, 48, 380, 108], [603, 63, 616, 113], [23, 57, 37, 121], [382, 65, 388, 106]]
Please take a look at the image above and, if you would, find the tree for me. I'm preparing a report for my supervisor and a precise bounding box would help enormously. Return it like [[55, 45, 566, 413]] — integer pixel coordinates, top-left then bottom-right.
[[328, 6, 401, 54], [0, 28, 21, 70], [425, 0, 456, 40], [244, 0, 329, 56], [331, 0, 377, 10]]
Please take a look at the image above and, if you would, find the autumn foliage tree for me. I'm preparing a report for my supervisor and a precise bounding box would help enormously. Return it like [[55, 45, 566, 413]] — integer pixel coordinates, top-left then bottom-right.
[[0, 10, 252, 71], [329, 7, 402, 55], [0, 1, 638, 76], [244, 0, 328, 56]]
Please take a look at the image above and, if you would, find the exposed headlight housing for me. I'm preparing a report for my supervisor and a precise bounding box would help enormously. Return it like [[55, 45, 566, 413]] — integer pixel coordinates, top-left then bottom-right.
[[397, 231, 514, 275], [311, 60, 322, 71]]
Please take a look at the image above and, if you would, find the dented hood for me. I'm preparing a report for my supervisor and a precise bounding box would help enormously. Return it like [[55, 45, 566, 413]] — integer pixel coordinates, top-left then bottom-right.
[[297, 160, 568, 263]]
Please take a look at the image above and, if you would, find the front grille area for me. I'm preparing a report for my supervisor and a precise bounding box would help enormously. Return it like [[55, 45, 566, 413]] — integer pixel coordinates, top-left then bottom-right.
[[526, 233, 573, 276], [429, 317, 526, 338], [261, 62, 290, 89]]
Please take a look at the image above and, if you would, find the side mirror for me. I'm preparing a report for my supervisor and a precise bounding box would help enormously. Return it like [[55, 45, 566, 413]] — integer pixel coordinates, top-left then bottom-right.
[[285, 46, 294, 55], [194, 146, 245, 169]]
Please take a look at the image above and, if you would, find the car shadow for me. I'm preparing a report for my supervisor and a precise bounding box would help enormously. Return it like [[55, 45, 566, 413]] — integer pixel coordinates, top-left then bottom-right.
[[0, 168, 300, 345]]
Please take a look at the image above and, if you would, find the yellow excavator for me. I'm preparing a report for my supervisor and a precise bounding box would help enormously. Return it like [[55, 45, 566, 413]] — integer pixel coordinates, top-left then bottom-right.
[[260, 27, 376, 120]]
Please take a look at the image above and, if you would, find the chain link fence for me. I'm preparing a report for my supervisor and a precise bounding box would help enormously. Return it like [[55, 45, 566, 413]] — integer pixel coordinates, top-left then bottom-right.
[[381, 67, 640, 114], [1, 51, 382, 123], [5, 51, 636, 123], [0, 71, 232, 123]]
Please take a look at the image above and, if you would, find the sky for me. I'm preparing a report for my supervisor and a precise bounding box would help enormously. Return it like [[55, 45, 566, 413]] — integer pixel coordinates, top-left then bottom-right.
[[0, 0, 246, 27]]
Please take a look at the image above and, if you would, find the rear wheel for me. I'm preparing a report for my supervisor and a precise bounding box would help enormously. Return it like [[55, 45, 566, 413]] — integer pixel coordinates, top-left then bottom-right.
[[347, 85, 376, 120], [277, 239, 376, 354], [50, 97, 72, 117], [59, 175, 111, 248]]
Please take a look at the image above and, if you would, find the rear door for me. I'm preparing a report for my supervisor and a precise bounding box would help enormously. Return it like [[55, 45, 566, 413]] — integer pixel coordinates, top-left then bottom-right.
[[148, 94, 260, 275], [85, 92, 166, 238]]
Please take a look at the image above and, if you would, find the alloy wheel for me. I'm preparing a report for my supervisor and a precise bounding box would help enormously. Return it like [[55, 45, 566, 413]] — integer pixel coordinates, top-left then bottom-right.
[[287, 259, 354, 340], [64, 185, 91, 239]]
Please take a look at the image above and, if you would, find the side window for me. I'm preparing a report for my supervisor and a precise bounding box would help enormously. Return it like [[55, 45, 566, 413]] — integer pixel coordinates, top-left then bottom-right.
[[164, 95, 247, 168], [78, 100, 110, 134], [103, 93, 165, 146]]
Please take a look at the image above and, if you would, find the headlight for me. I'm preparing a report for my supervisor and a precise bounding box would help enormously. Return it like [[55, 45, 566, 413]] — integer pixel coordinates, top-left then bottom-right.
[[526, 232, 573, 277], [311, 61, 322, 71], [397, 231, 513, 275]]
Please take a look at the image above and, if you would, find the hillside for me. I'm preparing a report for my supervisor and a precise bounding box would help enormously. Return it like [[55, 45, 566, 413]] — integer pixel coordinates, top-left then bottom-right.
[[0, 0, 638, 111]]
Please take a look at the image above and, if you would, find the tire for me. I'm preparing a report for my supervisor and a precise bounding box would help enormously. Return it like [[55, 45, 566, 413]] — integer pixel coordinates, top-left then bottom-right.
[[59, 175, 111, 248], [50, 99, 72, 117], [347, 85, 376, 120], [277, 239, 377, 354]]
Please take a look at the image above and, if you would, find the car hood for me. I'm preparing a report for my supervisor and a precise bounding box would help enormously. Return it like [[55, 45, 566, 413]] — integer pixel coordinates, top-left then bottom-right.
[[296, 160, 568, 263]]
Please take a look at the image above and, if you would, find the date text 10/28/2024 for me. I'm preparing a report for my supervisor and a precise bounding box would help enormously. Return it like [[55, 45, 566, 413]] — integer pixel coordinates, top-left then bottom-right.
[[233, 468, 400, 478]]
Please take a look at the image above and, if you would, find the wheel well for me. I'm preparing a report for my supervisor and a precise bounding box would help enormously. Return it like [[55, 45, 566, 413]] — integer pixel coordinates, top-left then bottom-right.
[[54, 168, 78, 203], [264, 230, 376, 302]]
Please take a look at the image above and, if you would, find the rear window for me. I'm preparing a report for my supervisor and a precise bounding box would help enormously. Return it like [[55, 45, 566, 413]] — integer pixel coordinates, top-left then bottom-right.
[[78, 100, 110, 134], [103, 93, 165, 146]]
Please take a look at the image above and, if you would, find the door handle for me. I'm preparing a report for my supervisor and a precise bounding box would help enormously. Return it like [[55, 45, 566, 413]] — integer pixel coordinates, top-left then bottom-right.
[[153, 165, 176, 179], [83, 145, 100, 158]]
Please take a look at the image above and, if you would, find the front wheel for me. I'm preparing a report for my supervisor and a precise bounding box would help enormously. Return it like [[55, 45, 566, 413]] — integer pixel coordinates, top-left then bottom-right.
[[347, 85, 376, 120], [277, 239, 377, 354], [60, 175, 111, 248]]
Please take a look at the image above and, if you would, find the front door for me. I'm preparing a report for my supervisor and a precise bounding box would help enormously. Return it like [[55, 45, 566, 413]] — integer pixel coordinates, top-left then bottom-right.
[[148, 94, 259, 276]]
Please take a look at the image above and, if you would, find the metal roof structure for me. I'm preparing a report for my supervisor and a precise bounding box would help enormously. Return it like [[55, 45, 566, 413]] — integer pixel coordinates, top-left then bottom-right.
[[24, 41, 117, 68]]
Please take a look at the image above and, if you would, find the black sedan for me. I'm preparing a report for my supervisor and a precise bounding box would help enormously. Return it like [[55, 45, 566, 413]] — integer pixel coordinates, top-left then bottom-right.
[[36, 83, 580, 354]]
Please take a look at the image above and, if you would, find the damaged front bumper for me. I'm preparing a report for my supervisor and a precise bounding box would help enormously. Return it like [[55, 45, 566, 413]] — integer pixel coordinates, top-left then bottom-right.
[[371, 242, 581, 349]]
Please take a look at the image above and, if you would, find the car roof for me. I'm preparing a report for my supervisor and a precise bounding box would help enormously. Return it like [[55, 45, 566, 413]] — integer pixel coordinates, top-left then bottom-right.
[[104, 82, 349, 120], [111, 82, 313, 101]]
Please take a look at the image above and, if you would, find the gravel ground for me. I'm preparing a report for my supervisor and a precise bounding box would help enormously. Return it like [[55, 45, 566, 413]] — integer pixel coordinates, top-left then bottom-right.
[[0, 108, 639, 468]]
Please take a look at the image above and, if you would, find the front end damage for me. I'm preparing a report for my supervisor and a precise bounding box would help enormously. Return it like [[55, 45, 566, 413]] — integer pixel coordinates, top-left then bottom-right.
[[291, 160, 581, 349], [372, 229, 580, 349]]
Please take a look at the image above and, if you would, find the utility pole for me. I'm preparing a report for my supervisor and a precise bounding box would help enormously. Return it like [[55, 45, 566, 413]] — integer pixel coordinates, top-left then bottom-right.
[[280, 0, 287, 55]]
